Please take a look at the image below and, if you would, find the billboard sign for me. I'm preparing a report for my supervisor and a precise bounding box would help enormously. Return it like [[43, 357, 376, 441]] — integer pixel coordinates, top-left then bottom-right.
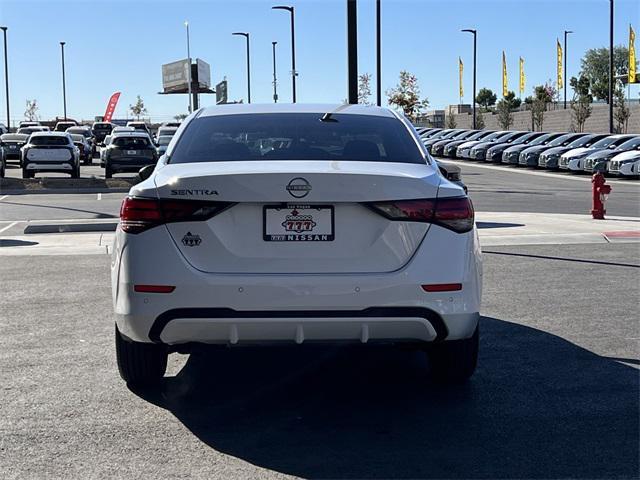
[[162, 59, 190, 91], [196, 58, 211, 89], [216, 80, 228, 104]]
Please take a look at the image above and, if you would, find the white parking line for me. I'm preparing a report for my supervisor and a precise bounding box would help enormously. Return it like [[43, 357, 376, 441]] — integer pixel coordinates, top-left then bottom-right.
[[0, 195, 8, 201], [97, 193, 102, 200], [0, 221, 18, 234], [443, 159, 640, 187]]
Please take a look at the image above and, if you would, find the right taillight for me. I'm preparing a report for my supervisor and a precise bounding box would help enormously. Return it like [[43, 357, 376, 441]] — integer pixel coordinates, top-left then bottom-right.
[[368, 196, 474, 233], [119, 197, 231, 234]]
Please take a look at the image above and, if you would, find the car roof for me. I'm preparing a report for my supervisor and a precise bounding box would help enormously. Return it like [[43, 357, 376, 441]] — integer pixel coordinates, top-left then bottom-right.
[[111, 131, 150, 138], [30, 131, 69, 137], [198, 103, 397, 118]]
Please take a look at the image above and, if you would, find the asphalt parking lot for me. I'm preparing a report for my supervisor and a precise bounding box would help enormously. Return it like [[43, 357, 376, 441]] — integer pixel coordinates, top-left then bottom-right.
[[1, 243, 638, 479], [1, 160, 639, 479]]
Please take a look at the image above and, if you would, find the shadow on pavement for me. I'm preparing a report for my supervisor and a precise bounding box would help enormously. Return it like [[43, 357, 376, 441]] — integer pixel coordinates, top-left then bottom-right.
[[0, 239, 38, 247], [133, 317, 639, 479]]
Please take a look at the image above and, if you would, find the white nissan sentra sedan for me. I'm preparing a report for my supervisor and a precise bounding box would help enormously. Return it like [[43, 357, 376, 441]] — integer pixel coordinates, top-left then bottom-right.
[[111, 104, 482, 386]]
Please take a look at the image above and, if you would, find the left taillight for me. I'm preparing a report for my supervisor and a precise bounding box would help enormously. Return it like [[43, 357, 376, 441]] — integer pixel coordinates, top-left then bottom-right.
[[119, 197, 230, 234], [368, 196, 474, 233]]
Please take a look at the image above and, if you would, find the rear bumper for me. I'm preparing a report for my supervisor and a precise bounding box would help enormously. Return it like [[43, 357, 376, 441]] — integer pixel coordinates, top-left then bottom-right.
[[107, 158, 156, 172], [24, 160, 75, 172], [112, 224, 483, 345]]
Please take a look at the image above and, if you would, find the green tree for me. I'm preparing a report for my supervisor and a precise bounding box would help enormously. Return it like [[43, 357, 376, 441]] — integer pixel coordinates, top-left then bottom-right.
[[358, 73, 373, 105], [475, 88, 497, 112], [129, 95, 147, 120], [386, 71, 429, 121], [569, 75, 593, 132], [24, 99, 39, 121], [475, 109, 485, 129], [446, 114, 457, 129], [614, 87, 631, 133], [174, 113, 188, 121], [495, 91, 520, 129], [580, 46, 633, 102]]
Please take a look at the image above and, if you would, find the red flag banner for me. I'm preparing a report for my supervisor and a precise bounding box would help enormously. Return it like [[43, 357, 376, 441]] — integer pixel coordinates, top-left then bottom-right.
[[103, 92, 121, 122]]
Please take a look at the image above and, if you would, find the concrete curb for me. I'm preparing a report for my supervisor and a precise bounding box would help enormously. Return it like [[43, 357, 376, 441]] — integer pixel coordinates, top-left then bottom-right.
[[0, 187, 130, 195]]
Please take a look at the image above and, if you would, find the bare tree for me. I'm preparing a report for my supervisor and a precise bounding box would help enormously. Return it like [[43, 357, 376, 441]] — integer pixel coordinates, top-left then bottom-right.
[[129, 95, 147, 121], [446, 114, 457, 129], [358, 73, 373, 105], [386, 71, 429, 121], [569, 75, 593, 132], [24, 99, 39, 121], [614, 88, 631, 133]]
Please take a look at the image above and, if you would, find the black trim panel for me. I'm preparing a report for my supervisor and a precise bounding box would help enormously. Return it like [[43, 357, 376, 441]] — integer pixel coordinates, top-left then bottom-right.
[[149, 307, 448, 343]]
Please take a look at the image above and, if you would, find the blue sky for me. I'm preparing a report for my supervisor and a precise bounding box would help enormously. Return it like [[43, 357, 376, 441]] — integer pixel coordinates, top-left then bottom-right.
[[0, 0, 638, 124]]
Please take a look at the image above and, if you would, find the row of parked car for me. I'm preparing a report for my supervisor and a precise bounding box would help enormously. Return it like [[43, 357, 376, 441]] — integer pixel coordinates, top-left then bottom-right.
[[0, 120, 180, 179], [415, 127, 640, 178]]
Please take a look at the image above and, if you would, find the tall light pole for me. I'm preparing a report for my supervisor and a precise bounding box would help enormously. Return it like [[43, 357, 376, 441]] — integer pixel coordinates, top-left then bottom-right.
[[1, 26, 9, 130], [232, 32, 251, 103], [347, 0, 358, 104], [272, 41, 278, 103], [272, 5, 296, 102], [376, 0, 381, 106], [608, 0, 614, 133], [185, 21, 193, 113], [564, 30, 573, 109], [461, 29, 477, 129], [60, 41, 67, 120]]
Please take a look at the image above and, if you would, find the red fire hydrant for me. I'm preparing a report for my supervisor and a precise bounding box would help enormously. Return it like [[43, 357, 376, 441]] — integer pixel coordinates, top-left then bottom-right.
[[591, 172, 612, 220]]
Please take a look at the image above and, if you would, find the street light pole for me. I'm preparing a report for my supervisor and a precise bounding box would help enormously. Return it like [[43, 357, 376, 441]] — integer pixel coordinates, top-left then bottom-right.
[[185, 21, 193, 113], [0, 27, 9, 130], [376, 0, 381, 106], [232, 32, 251, 103], [272, 5, 296, 102], [272, 41, 278, 103], [564, 30, 572, 109], [60, 41, 67, 120], [462, 29, 477, 129], [347, 0, 358, 104], [608, 0, 614, 133]]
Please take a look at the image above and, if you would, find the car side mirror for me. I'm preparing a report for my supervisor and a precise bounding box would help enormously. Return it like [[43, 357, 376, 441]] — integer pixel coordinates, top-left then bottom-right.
[[138, 165, 155, 181]]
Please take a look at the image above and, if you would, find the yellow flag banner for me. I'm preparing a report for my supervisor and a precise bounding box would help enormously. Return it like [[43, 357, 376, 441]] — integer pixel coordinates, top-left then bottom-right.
[[459, 57, 464, 98], [519, 57, 525, 94], [502, 51, 508, 97], [557, 39, 563, 90], [630, 25, 637, 84]]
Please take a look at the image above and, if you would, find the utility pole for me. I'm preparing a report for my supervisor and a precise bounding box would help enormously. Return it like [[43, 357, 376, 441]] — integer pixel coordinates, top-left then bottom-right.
[[272, 6, 296, 102], [60, 42, 67, 120], [608, 0, 614, 133], [376, 0, 381, 106], [185, 21, 193, 113], [232, 32, 251, 103], [0, 26, 9, 130], [272, 41, 278, 103], [462, 29, 477, 129], [347, 0, 357, 104]]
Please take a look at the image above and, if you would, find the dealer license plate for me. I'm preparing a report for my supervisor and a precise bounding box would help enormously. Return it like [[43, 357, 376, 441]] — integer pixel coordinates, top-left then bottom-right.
[[263, 205, 334, 242], [127, 150, 138, 155]]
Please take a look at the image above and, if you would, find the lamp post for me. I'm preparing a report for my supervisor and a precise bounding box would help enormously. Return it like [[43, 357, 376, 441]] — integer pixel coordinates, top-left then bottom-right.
[[272, 41, 278, 103], [232, 32, 251, 104], [272, 5, 296, 102], [564, 30, 573, 109], [185, 21, 193, 113], [608, 0, 614, 133], [376, 0, 381, 106], [347, 0, 358, 104], [1, 26, 9, 130], [461, 29, 477, 129], [60, 41, 67, 120]]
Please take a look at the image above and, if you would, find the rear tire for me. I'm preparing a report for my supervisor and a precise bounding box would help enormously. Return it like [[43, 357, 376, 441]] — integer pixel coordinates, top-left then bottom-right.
[[71, 165, 80, 179], [105, 165, 112, 178], [22, 168, 32, 179], [427, 325, 478, 383], [115, 325, 167, 387]]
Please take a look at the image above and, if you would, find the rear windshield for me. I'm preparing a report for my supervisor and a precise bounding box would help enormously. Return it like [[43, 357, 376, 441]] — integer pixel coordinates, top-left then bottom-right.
[[113, 137, 151, 148], [1, 134, 27, 142], [616, 137, 640, 150], [169, 113, 424, 164], [30, 136, 70, 146], [157, 136, 173, 146], [93, 124, 112, 130]]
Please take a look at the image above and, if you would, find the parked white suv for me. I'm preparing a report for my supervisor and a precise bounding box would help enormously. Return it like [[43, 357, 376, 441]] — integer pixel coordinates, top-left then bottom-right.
[[21, 132, 80, 178], [112, 104, 482, 386]]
